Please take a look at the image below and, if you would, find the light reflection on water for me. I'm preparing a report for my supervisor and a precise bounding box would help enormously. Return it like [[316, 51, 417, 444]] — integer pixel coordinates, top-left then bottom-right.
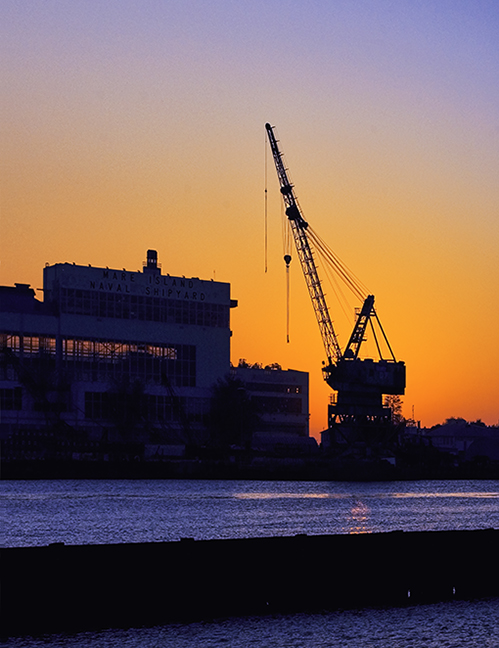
[[346, 499, 371, 534], [234, 491, 499, 499], [2, 479, 498, 547], [234, 492, 331, 499]]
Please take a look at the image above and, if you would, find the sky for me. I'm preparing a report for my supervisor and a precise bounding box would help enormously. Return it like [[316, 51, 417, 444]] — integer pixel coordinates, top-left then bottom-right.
[[2, 0, 498, 436]]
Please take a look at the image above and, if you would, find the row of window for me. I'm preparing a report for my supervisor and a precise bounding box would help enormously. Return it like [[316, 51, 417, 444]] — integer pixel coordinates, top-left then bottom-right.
[[85, 392, 178, 422], [2, 334, 57, 355], [63, 340, 178, 360], [59, 289, 229, 328], [2, 335, 185, 361], [85, 392, 209, 422], [245, 382, 302, 394], [252, 396, 303, 415], [1, 335, 196, 387]]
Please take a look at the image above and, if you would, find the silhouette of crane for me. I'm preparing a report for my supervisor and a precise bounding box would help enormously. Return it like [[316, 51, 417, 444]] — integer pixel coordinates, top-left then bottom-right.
[[265, 123, 405, 446]]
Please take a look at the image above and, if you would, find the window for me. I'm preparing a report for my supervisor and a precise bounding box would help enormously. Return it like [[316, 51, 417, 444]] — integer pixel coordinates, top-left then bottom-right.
[[59, 288, 229, 328], [252, 396, 302, 414], [63, 338, 195, 387], [246, 382, 302, 394], [0, 387, 22, 411]]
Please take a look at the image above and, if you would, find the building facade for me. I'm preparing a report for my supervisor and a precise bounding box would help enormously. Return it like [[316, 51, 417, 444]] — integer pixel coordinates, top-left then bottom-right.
[[233, 364, 315, 455], [1, 250, 237, 459]]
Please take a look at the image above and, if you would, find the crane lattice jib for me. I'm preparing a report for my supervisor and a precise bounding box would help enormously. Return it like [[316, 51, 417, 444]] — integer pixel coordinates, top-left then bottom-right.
[[265, 123, 342, 364], [344, 294, 375, 360]]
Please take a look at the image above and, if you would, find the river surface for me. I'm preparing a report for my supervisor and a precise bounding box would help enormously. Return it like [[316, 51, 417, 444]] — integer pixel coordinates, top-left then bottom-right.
[[2, 479, 498, 647], [2, 479, 498, 547]]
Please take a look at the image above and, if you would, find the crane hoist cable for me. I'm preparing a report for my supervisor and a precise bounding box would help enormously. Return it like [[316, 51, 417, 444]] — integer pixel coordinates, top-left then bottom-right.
[[282, 197, 293, 343], [285, 253, 291, 343], [264, 128, 268, 273], [265, 122, 343, 364], [280, 199, 293, 343], [265, 125, 293, 342], [318, 251, 353, 324], [265, 122, 368, 350], [307, 226, 368, 302]]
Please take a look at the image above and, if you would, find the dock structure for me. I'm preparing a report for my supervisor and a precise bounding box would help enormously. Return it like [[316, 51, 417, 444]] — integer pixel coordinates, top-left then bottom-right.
[[2, 529, 497, 636]]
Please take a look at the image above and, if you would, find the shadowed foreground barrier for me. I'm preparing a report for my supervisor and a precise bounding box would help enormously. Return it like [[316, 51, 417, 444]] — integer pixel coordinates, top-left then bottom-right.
[[1, 529, 497, 636]]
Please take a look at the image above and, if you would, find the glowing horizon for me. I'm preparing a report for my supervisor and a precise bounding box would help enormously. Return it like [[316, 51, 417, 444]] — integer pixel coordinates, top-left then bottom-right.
[[2, 1, 498, 436]]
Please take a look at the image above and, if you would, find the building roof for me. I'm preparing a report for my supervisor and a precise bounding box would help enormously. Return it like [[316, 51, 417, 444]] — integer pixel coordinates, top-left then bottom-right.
[[0, 284, 46, 315], [427, 422, 497, 440]]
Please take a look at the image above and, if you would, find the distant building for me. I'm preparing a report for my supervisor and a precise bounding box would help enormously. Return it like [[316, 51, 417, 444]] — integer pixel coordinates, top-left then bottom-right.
[[232, 364, 316, 455], [0, 250, 237, 459], [402, 419, 499, 464], [424, 420, 499, 461]]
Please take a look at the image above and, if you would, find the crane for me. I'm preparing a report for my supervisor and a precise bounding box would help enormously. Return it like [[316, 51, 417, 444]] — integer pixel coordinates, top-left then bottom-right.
[[265, 123, 405, 443]]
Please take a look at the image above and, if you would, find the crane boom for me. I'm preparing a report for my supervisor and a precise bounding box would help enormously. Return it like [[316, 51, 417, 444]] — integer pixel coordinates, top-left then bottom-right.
[[265, 123, 342, 364]]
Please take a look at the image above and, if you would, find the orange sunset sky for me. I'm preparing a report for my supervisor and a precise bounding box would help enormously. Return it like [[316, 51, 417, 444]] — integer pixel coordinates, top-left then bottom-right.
[[2, 1, 498, 437]]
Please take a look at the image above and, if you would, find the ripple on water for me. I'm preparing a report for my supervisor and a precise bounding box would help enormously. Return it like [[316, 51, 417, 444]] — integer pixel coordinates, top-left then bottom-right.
[[2, 599, 498, 648]]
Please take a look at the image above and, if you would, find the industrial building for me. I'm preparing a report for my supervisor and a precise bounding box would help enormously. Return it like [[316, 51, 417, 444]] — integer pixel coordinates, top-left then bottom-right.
[[1, 250, 312, 461], [0, 251, 237, 459], [232, 364, 317, 455]]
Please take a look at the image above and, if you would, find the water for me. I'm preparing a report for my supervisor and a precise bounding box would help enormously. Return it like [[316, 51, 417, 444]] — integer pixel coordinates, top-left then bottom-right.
[[3, 600, 499, 647], [2, 479, 498, 647], [1, 479, 498, 547]]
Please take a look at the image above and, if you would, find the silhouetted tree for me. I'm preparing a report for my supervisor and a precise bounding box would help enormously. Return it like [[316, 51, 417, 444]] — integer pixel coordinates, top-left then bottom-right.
[[108, 378, 146, 440], [384, 394, 404, 425], [444, 417, 467, 426], [207, 374, 260, 450]]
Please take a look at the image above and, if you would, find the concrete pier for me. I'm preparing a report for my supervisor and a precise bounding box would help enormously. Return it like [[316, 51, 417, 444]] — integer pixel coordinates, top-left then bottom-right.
[[2, 529, 497, 636]]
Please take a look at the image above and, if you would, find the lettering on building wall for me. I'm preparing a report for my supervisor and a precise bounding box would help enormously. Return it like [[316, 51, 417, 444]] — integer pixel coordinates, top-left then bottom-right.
[[89, 271, 206, 300], [100, 270, 195, 289]]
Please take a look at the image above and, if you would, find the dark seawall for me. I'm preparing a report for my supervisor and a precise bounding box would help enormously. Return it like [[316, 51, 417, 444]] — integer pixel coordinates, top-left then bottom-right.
[[4, 458, 499, 481], [2, 529, 497, 636]]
